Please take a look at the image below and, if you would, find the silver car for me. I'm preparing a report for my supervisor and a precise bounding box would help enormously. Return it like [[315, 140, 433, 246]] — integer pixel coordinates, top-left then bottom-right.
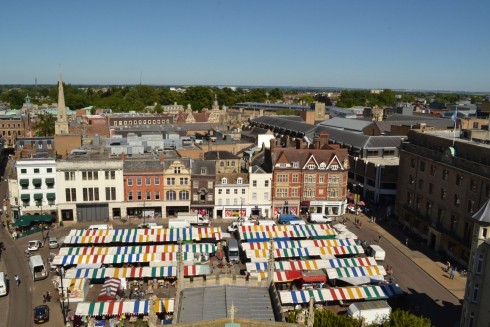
[[48, 237, 59, 249]]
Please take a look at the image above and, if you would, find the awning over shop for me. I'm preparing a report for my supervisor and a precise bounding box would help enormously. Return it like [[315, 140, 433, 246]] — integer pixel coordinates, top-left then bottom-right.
[[20, 194, 30, 201], [19, 179, 29, 186], [47, 193, 56, 200], [45, 178, 55, 184], [32, 178, 42, 186], [34, 193, 43, 200], [11, 214, 52, 227]]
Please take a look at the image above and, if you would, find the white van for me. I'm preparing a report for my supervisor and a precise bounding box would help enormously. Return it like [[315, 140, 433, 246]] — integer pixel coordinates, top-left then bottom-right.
[[0, 272, 7, 296], [29, 255, 48, 281], [87, 224, 113, 230], [168, 219, 191, 229], [367, 245, 386, 261], [309, 213, 333, 224]]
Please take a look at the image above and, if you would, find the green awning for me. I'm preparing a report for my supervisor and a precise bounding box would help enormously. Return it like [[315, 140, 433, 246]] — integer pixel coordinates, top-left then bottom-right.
[[20, 194, 30, 201], [32, 179, 42, 185], [46, 193, 56, 200], [12, 214, 53, 227], [34, 193, 43, 200], [19, 179, 29, 186], [45, 178, 55, 184]]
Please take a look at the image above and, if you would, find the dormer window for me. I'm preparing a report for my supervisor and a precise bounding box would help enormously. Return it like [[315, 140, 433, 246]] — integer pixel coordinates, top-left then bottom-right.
[[279, 163, 287, 168], [292, 162, 299, 168], [237, 177, 243, 184], [308, 164, 315, 170], [319, 162, 326, 169], [331, 164, 338, 170], [200, 168, 206, 175], [221, 177, 228, 184]]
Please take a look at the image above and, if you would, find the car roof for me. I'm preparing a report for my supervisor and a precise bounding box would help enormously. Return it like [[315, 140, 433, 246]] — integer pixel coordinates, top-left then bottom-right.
[[49, 237, 57, 240], [34, 305, 49, 310]]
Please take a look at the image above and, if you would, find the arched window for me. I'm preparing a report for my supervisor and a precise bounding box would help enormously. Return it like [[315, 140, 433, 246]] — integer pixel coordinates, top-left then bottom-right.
[[179, 190, 189, 200], [166, 191, 176, 201], [221, 177, 228, 184]]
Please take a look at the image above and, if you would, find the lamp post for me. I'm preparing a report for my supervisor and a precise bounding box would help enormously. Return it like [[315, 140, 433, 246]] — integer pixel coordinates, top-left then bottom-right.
[[59, 267, 67, 324], [240, 198, 243, 220], [38, 201, 45, 242]]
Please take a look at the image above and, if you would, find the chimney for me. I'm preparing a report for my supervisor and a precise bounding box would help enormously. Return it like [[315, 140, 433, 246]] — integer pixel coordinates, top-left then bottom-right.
[[160, 153, 165, 164], [319, 132, 329, 148], [121, 152, 126, 161]]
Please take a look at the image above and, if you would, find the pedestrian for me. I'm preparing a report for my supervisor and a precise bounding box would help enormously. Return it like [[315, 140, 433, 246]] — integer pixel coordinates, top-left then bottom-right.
[[450, 268, 455, 280], [14, 274, 20, 286], [378, 235, 382, 243], [46, 291, 51, 302], [43, 293, 47, 303]]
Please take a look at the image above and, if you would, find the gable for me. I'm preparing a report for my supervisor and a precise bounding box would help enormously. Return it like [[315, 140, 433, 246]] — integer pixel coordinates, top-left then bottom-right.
[[327, 155, 343, 171], [302, 154, 320, 170]]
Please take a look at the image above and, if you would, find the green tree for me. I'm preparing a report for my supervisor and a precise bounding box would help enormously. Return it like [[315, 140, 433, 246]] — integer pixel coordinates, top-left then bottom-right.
[[268, 88, 284, 102], [32, 112, 56, 136], [154, 104, 163, 114], [0, 89, 25, 108]]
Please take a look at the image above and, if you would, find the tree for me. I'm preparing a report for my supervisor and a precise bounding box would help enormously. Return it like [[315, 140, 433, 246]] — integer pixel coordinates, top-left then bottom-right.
[[32, 112, 56, 136], [0, 89, 25, 108], [154, 104, 163, 114]]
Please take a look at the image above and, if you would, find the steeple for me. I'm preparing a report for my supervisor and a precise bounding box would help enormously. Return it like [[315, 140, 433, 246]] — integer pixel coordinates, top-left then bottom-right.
[[55, 74, 69, 135], [212, 93, 219, 111]]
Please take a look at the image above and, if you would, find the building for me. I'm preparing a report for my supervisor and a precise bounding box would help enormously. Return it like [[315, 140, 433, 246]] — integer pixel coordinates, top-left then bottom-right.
[[460, 200, 490, 327], [55, 150, 124, 222], [162, 156, 192, 217], [54, 74, 69, 135], [190, 159, 216, 218], [0, 113, 30, 147], [122, 154, 164, 219], [108, 113, 175, 128], [248, 165, 272, 218], [395, 130, 490, 266], [265, 133, 349, 218], [13, 158, 57, 218]]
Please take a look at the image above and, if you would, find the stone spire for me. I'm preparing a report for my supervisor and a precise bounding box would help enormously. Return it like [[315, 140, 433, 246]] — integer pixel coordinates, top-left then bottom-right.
[[55, 74, 69, 135]]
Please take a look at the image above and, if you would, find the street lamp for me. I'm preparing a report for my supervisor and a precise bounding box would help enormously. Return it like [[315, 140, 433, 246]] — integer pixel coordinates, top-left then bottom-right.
[[38, 201, 45, 242], [240, 198, 243, 220]]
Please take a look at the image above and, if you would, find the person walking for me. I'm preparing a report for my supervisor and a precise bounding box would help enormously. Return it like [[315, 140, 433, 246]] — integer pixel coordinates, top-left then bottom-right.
[[14, 274, 20, 286], [450, 268, 455, 280], [378, 235, 382, 244]]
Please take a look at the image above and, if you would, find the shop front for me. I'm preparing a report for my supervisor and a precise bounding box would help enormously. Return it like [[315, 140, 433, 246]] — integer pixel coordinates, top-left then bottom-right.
[[306, 201, 346, 217], [273, 200, 299, 218]]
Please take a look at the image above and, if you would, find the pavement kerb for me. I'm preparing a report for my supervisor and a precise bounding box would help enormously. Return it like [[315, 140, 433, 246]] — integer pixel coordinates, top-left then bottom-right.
[[360, 216, 465, 301]]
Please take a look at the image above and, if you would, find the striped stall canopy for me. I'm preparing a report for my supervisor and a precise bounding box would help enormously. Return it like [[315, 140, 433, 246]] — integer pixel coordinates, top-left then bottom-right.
[[246, 262, 269, 272], [318, 245, 364, 256], [60, 244, 216, 256], [184, 265, 211, 276], [59, 247, 111, 256], [53, 252, 194, 266], [279, 285, 389, 304], [111, 235, 151, 243], [325, 257, 378, 268], [245, 247, 320, 260], [379, 283, 404, 297], [182, 243, 216, 253], [65, 266, 178, 279], [250, 270, 303, 282], [63, 236, 110, 245], [326, 265, 387, 279], [241, 240, 303, 250], [154, 298, 175, 313], [194, 227, 222, 240], [312, 239, 357, 247], [239, 231, 283, 241], [76, 299, 151, 316]]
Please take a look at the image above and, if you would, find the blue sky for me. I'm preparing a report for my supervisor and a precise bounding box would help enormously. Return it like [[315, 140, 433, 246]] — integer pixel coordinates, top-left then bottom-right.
[[1, 0, 489, 92]]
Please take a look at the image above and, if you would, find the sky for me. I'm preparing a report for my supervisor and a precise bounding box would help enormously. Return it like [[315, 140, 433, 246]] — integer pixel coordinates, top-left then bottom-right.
[[1, 0, 489, 92]]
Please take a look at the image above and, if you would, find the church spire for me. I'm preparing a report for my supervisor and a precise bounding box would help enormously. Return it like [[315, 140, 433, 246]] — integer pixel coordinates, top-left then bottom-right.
[[55, 74, 69, 135]]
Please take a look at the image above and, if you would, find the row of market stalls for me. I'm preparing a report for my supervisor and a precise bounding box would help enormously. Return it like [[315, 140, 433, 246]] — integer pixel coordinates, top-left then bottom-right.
[[238, 224, 337, 242], [53, 227, 224, 325], [65, 227, 222, 244]]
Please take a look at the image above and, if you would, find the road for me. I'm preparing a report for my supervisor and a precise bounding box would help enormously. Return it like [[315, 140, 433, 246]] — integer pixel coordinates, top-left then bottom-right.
[[347, 213, 461, 327]]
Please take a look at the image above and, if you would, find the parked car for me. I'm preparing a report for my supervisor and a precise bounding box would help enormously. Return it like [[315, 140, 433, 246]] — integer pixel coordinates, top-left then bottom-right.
[[27, 240, 43, 252], [33, 305, 49, 324], [48, 237, 58, 249]]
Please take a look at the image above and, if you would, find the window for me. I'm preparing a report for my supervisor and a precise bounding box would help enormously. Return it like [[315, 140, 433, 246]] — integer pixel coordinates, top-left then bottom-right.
[[47, 168, 52, 173], [218, 199, 222, 206], [292, 174, 298, 183], [319, 175, 325, 183], [65, 188, 77, 202], [154, 177, 160, 185], [330, 164, 339, 170], [305, 175, 315, 183], [234, 189, 238, 195], [468, 200, 475, 213], [441, 188, 447, 199], [429, 183, 434, 194], [226, 189, 230, 194], [328, 189, 337, 197], [242, 189, 246, 194], [410, 158, 416, 168], [136, 178, 142, 186], [105, 171, 115, 180], [128, 191, 133, 201], [291, 188, 298, 197], [105, 187, 116, 201], [409, 175, 414, 184], [456, 174, 463, 186], [146, 191, 151, 201], [200, 168, 207, 175], [237, 177, 243, 184], [208, 181, 213, 189], [233, 198, 238, 205], [277, 174, 288, 183], [179, 191, 189, 200], [218, 189, 222, 195], [82, 171, 98, 180], [308, 163, 315, 170], [174, 167, 181, 174], [180, 177, 188, 185], [443, 169, 449, 181], [292, 162, 299, 168], [328, 176, 339, 184], [265, 180, 269, 187], [430, 165, 436, 176], [304, 189, 314, 198], [155, 191, 160, 200], [264, 192, 269, 200], [419, 161, 425, 172], [418, 179, 424, 189], [146, 177, 151, 185], [472, 284, 479, 303], [276, 188, 288, 197], [34, 168, 40, 173], [252, 192, 257, 201], [319, 162, 326, 169], [252, 180, 257, 187], [476, 254, 483, 274], [454, 194, 460, 206], [166, 178, 175, 185], [21, 169, 27, 174], [221, 178, 228, 184], [82, 187, 99, 201], [65, 171, 75, 181], [470, 180, 477, 192]]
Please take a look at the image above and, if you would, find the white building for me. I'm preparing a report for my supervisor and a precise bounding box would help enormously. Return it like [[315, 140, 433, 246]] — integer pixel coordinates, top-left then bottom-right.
[[14, 158, 57, 217], [248, 166, 272, 218], [214, 175, 248, 219], [56, 156, 124, 222]]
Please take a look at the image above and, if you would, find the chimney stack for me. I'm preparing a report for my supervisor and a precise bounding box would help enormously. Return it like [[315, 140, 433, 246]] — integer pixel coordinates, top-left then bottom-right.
[[121, 152, 126, 161], [160, 153, 165, 164]]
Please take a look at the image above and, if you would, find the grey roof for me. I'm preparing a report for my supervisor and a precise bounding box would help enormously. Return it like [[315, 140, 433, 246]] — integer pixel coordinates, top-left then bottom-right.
[[384, 114, 454, 128], [252, 116, 315, 135], [191, 159, 216, 175], [316, 126, 403, 149], [123, 159, 163, 171], [472, 200, 490, 225], [162, 157, 191, 169], [177, 285, 275, 324], [251, 165, 267, 173], [235, 102, 310, 110], [317, 117, 372, 132], [204, 151, 240, 160]]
